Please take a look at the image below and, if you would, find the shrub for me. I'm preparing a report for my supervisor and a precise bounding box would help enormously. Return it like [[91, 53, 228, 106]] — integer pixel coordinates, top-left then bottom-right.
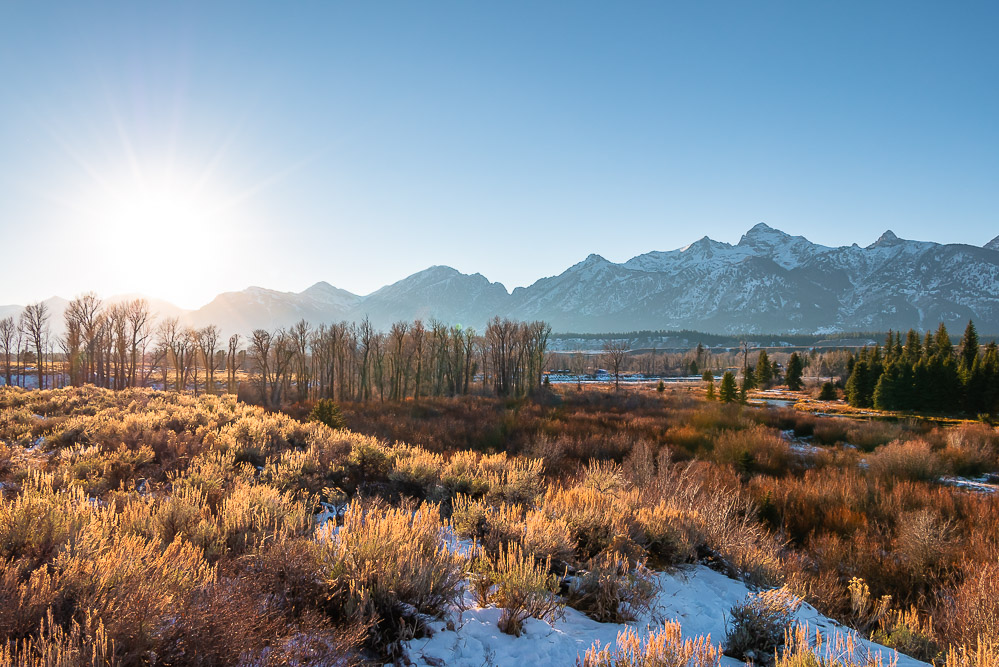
[[220, 481, 311, 554], [944, 640, 999, 667], [634, 502, 695, 568], [871, 607, 941, 663], [724, 587, 800, 665], [451, 495, 574, 566], [53, 526, 214, 663], [0, 609, 114, 667], [712, 426, 790, 476], [867, 439, 945, 484], [542, 485, 642, 561], [319, 499, 466, 655], [776, 625, 897, 666], [471, 543, 564, 636], [581, 621, 721, 667], [566, 550, 659, 623]]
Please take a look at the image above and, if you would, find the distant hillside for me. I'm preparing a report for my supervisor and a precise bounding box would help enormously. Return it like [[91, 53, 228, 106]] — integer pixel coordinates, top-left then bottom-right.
[[6, 225, 999, 336]]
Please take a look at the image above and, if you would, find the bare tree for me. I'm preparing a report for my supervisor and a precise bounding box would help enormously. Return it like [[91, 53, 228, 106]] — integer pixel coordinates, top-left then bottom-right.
[[65, 293, 103, 385], [125, 299, 152, 387], [20, 303, 49, 390], [0, 316, 15, 387], [602, 340, 629, 391], [196, 326, 222, 394]]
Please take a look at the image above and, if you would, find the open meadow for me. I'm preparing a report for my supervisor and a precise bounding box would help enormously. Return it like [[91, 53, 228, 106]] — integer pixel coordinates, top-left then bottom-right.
[[0, 384, 996, 666]]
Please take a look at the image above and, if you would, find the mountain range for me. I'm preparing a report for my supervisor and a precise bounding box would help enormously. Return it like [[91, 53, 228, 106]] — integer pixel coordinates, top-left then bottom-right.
[[5, 224, 999, 336]]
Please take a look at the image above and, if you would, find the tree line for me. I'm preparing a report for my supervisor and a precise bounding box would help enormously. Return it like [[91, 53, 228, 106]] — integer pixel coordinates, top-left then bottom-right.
[[844, 320, 999, 415], [0, 294, 551, 406]]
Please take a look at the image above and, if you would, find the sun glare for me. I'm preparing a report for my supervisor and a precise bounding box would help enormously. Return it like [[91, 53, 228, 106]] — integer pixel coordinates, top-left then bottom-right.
[[73, 162, 244, 307]]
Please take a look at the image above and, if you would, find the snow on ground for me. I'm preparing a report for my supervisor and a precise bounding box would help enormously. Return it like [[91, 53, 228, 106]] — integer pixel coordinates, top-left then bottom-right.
[[939, 474, 999, 494], [396, 564, 929, 667]]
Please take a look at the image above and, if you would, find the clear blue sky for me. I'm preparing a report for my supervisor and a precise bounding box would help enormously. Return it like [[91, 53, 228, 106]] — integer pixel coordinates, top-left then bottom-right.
[[1, 1, 996, 308]]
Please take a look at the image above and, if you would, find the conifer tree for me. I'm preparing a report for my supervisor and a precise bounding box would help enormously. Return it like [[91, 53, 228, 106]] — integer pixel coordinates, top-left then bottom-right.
[[785, 352, 804, 391], [755, 350, 772, 387], [903, 329, 921, 364], [719, 371, 738, 403], [959, 320, 979, 373], [846, 357, 872, 408], [935, 323, 953, 358], [702, 370, 715, 400]]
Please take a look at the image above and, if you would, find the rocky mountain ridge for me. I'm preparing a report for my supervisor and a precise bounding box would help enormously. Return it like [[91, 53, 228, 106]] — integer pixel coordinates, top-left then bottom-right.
[[6, 225, 999, 335]]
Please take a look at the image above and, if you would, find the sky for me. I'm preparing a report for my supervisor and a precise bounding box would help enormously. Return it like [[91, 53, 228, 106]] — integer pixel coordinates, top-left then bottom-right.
[[0, 1, 997, 309]]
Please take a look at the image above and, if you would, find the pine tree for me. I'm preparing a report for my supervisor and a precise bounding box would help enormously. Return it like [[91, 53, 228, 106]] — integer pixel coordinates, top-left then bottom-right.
[[846, 358, 871, 408], [903, 329, 921, 364], [959, 320, 980, 373], [309, 398, 346, 429], [935, 323, 953, 358], [719, 371, 738, 403], [818, 381, 837, 401], [702, 370, 715, 400], [785, 352, 804, 391], [755, 351, 773, 387]]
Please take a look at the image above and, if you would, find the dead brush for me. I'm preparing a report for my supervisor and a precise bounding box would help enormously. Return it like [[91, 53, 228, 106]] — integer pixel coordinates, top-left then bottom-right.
[[871, 606, 941, 664], [565, 550, 660, 623], [866, 439, 946, 484], [471, 543, 564, 636], [580, 621, 722, 667], [220, 480, 312, 554], [52, 525, 215, 663], [724, 587, 801, 665], [0, 608, 115, 667], [776, 625, 898, 666], [943, 639, 999, 667], [634, 501, 696, 569], [451, 495, 574, 566], [541, 484, 643, 561], [319, 499, 466, 655]]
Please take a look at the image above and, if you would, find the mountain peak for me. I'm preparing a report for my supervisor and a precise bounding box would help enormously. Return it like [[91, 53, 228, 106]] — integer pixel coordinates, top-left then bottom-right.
[[869, 230, 902, 248], [739, 223, 790, 246], [985, 234, 999, 252]]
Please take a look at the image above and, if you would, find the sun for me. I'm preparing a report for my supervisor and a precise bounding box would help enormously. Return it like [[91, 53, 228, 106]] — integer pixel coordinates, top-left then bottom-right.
[[73, 162, 244, 308]]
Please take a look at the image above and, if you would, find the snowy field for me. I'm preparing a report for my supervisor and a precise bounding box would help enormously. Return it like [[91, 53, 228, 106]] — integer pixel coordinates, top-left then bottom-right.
[[395, 562, 927, 667]]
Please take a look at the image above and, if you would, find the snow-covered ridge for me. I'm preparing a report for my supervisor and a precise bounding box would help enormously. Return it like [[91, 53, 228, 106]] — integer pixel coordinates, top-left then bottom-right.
[[10, 224, 999, 336]]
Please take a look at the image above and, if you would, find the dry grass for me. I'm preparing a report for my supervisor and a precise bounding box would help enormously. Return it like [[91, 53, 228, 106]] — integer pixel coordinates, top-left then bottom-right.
[[1, 385, 997, 664], [471, 542, 564, 636], [580, 621, 721, 667]]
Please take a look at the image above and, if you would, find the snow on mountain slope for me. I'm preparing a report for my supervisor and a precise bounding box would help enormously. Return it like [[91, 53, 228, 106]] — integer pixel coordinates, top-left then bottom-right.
[[397, 563, 927, 667], [8, 225, 999, 335]]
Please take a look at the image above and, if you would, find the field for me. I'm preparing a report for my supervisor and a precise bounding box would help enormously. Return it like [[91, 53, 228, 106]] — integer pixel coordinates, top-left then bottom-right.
[[0, 384, 997, 666]]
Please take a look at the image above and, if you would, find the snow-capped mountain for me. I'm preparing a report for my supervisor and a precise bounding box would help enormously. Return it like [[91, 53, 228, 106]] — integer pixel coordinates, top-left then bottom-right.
[[504, 223, 999, 334], [6, 225, 999, 335]]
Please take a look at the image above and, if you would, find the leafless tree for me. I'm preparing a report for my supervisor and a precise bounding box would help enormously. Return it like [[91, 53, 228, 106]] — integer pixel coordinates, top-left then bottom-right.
[[0, 316, 16, 387], [602, 340, 629, 391], [226, 333, 241, 394], [20, 302, 49, 390], [125, 299, 152, 387], [196, 325, 222, 394]]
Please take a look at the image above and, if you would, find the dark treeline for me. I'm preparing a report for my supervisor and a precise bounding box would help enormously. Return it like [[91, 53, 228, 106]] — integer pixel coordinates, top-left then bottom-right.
[[845, 320, 999, 415], [1, 293, 551, 406], [553, 328, 907, 348]]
